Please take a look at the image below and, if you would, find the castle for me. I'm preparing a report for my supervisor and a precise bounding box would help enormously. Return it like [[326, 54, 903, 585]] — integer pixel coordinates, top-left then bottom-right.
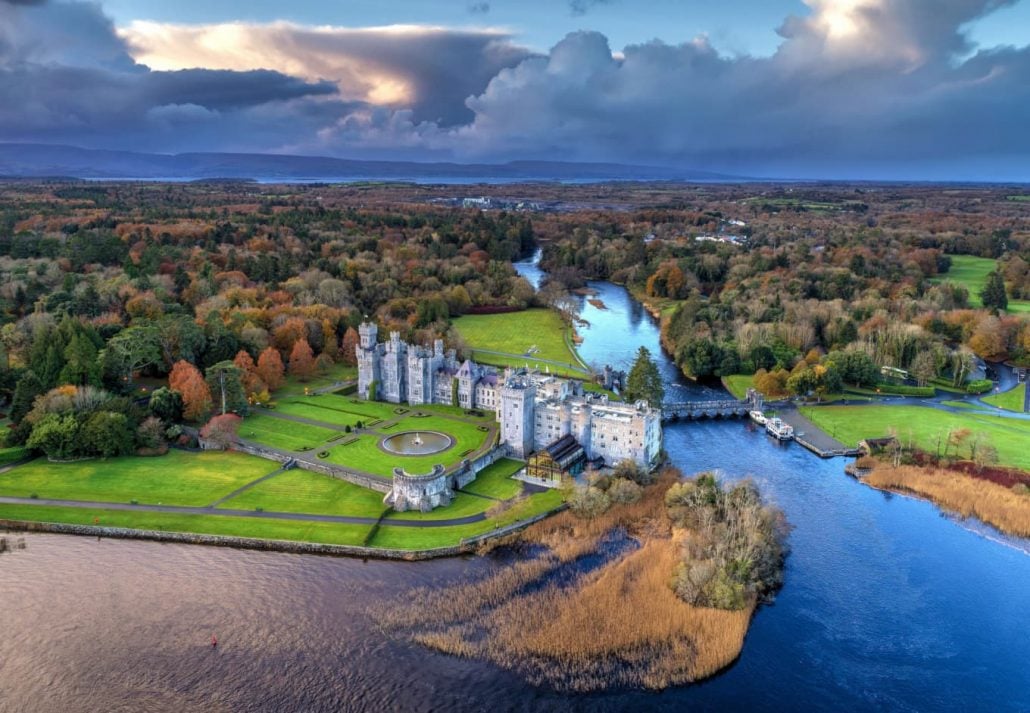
[[356, 322, 662, 471]]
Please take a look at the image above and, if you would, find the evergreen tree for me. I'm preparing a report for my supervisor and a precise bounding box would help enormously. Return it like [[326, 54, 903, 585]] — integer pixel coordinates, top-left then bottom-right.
[[148, 386, 183, 423], [980, 270, 1008, 312], [60, 334, 101, 387], [625, 346, 665, 406], [205, 361, 249, 416], [10, 370, 44, 424]]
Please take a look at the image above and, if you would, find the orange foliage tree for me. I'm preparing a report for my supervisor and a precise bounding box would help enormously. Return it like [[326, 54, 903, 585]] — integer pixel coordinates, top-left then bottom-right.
[[256, 347, 285, 392], [168, 360, 212, 422], [233, 350, 266, 395], [341, 327, 359, 366], [289, 338, 316, 382]]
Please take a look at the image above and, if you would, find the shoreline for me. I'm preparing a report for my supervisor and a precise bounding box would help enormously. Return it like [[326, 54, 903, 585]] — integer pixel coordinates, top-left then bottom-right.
[[0, 507, 563, 560]]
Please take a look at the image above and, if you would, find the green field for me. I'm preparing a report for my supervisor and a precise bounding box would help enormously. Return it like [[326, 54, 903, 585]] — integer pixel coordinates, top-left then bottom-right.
[[373, 489, 563, 549], [723, 374, 754, 399], [932, 255, 1030, 313], [241, 412, 338, 451], [217, 468, 388, 517], [453, 309, 587, 374], [0, 450, 276, 506], [983, 383, 1026, 413], [276, 363, 357, 398], [462, 458, 525, 499], [0, 449, 561, 551], [800, 405, 1030, 470]]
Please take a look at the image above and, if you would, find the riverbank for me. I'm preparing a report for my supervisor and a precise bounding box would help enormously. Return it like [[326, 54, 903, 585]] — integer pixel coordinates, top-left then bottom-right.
[[861, 465, 1030, 538]]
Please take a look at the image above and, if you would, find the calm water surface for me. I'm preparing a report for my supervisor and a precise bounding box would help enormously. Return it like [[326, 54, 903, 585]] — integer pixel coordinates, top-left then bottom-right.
[[1, 266, 1028, 712]]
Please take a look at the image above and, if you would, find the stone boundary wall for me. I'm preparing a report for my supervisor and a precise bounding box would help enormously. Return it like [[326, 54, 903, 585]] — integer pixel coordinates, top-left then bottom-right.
[[0, 506, 564, 561], [228, 441, 391, 494], [450, 443, 514, 489]]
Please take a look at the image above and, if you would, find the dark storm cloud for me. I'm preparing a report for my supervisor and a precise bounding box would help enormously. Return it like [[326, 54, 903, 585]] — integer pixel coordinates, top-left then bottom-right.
[[1, 0, 1029, 179]]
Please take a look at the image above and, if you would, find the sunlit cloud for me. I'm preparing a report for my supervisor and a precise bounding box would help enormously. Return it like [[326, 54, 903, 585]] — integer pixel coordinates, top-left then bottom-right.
[[119, 21, 530, 120]]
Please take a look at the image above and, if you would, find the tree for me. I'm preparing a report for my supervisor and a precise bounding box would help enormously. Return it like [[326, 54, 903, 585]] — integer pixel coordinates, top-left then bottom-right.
[[910, 351, 938, 387], [169, 360, 212, 422], [567, 484, 611, 519], [233, 350, 266, 396], [81, 411, 134, 458], [26, 413, 79, 459], [625, 346, 665, 406], [289, 338, 316, 382], [205, 361, 248, 416], [152, 314, 206, 370], [199, 413, 242, 450], [341, 327, 360, 367], [980, 270, 1008, 312], [10, 370, 44, 424], [256, 347, 285, 391], [136, 416, 166, 450], [59, 334, 101, 387], [148, 386, 183, 423], [103, 325, 161, 387]]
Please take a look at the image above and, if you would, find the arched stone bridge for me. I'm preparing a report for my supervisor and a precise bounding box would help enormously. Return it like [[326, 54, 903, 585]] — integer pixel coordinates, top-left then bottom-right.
[[661, 389, 767, 422]]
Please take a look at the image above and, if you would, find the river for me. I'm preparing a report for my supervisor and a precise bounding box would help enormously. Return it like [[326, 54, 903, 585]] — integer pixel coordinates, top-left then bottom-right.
[[1, 257, 1028, 712]]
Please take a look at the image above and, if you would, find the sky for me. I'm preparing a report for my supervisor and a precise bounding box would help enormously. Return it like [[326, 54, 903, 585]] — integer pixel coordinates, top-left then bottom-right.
[[1, 0, 1029, 180]]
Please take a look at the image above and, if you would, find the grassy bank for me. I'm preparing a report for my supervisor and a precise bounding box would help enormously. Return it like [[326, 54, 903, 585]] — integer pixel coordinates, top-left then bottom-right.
[[863, 465, 1030, 537], [800, 405, 1030, 471], [453, 309, 587, 374], [0, 449, 557, 551], [983, 383, 1026, 412]]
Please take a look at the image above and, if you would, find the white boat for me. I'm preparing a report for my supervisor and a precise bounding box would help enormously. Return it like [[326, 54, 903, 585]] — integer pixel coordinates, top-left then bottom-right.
[[749, 410, 767, 425], [765, 417, 795, 441]]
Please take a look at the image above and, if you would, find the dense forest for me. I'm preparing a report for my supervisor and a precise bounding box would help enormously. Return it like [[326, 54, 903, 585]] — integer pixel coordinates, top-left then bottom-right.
[[0, 180, 1028, 460]]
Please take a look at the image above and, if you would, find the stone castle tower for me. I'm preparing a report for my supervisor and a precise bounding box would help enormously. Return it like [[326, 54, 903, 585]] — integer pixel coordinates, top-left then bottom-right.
[[500, 376, 536, 458], [357, 322, 380, 400]]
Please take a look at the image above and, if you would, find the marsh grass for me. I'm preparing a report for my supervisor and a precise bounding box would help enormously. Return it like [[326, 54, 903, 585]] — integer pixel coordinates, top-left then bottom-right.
[[864, 465, 1030, 537], [378, 468, 755, 692]]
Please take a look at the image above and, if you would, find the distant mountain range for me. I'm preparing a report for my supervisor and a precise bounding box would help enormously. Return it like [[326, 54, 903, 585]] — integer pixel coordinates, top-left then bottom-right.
[[0, 143, 744, 183]]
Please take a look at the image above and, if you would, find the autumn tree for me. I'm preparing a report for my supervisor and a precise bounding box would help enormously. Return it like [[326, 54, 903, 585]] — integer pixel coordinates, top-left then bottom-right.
[[341, 327, 360, 366], [199, 413, 242, 450], [233, 350, 266, 396], [289, 338, 316, 382], [169, 360, 212, 422], [256, 347, 285, 391]]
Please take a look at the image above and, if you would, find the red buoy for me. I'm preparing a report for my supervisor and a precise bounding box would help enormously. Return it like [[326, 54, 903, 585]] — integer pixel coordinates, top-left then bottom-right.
[[211, 635, 218, 648]]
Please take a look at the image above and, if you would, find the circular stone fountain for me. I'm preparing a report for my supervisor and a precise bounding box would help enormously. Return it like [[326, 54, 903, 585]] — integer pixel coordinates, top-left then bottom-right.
[[380, 430, 453, 456]]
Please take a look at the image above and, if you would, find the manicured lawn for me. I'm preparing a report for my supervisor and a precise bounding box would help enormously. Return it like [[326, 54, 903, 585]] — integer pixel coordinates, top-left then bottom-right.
[[940, 400, 982, 411], [388, 491, 497, 521], [462, 458, 525, 500], [370, 489, 564, 550], [453, 309, 587, 372], [241, 412, 338, 451], [272, 400, 368, 428], [0, 450, 276, 507], [217, 468, 388, 517], [931, 255, 1030, 313], [800, 405, 1030, 470], [983, 383, 1026, 413], [0, 503, 371, 546], [723, 374, 754, 399], [323, 413, 493, 477], [276, 363, 357, 398]]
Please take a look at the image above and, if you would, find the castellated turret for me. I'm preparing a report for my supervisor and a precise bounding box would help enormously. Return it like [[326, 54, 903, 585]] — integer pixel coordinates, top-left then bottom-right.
[[357, 322, 381, 400], [500, 376, 536, 458]]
